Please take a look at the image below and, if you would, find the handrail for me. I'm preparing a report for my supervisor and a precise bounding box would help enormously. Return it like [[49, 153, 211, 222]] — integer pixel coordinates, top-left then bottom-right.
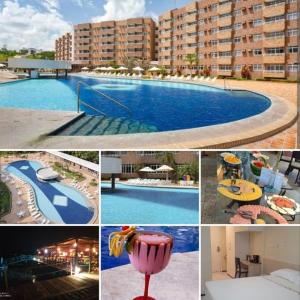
[[76, 81, 132, 117]]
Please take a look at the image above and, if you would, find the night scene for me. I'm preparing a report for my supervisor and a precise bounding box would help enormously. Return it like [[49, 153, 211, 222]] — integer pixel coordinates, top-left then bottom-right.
[[0, 226, 99, 299]]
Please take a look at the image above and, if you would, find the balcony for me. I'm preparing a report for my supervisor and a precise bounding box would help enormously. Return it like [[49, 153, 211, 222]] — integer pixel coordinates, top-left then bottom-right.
[[217, 30, 232, 39], [217, 43, 232, 52], [185, 14, 198, 23], [185, 36, 198, 44], [263, 70, 286, 78], [159, 59, 173, 65], [185, 24, 198, 34], [263, 54, 285, 64], [218, 69, 233, 76], [218, 57, 232, 65], [159, 49, 172, 56], [263, 20, 285, 32], [263, 3, 286, 18], [263, 37, 285, 48], [217, 2, 233, 15], [161, 22, 172, 30], [217, 16, 232, 27]]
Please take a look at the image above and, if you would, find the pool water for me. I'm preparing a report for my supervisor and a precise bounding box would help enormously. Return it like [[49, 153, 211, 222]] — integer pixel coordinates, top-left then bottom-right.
[[101, 226, 199, 270], [6, 160, 94, 224], [0, 76, 271, 132], [101, 183, 199, 224]]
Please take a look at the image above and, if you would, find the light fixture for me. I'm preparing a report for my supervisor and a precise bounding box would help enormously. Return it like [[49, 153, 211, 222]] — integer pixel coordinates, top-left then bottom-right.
[[74, 266, 81, 275]]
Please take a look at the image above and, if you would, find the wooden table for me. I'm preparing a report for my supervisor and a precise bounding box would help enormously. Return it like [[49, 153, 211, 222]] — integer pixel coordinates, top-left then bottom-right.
[[241, 260, 262, 277], [218, 179, 263, 209]]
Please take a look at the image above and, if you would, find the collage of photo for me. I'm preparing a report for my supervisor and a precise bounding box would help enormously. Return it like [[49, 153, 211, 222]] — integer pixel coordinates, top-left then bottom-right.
[[0, 151, 299, 300], [0, 0, 299, 299]]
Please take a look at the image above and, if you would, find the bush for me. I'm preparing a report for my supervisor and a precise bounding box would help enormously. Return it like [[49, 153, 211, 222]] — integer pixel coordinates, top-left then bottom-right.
[[241, 65, 251, 79]]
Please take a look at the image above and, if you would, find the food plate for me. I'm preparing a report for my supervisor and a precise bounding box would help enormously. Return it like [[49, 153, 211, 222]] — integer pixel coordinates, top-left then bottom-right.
[[267, 195, 300, 215], [224, 155, 241, 165]]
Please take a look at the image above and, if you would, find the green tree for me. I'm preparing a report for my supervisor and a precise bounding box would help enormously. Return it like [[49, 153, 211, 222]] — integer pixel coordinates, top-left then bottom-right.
[[184, 53, 198, 76]]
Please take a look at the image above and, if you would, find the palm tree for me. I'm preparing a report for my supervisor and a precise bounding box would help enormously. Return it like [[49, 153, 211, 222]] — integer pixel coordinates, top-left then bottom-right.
[[184, 53, 198, 76]]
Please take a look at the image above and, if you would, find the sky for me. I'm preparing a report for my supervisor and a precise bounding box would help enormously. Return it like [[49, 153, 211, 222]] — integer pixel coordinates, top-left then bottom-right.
[[0, 226, 98, 257], [0, 0, 192, 51]]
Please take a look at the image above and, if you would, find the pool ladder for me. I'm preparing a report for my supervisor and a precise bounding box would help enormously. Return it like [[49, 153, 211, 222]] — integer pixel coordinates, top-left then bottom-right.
[[223, 78, 232, 91], [76, 81, 132, 117]]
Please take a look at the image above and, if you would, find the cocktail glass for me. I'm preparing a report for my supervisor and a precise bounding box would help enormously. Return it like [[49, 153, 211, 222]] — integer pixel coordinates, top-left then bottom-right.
[[128, 231, 173, 300]]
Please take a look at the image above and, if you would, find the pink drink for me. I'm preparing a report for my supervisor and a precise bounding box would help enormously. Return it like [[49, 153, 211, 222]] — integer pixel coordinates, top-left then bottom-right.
[[128, 231, 173, 300]]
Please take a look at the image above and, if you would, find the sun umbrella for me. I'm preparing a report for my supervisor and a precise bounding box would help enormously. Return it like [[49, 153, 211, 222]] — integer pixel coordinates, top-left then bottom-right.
[[133, 66, 144, 72], [117, 66, 128, 71], [139, 166, 155, 172], [81, 67, 89, 70], [0, 63, 6, 68], [155, 165, 174, 181], [94, 67, 101, 71], [100, 67, 108, 71], [107, 66, 115, 71], [148, 67, 161, 72]]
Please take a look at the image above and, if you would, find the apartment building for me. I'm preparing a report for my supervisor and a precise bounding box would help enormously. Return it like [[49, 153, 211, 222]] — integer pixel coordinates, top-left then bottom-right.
[[55, 32, 72, 61], [73, 18, 156, 67], [158, 0, 299, 80], [101, 151, 199, 179]]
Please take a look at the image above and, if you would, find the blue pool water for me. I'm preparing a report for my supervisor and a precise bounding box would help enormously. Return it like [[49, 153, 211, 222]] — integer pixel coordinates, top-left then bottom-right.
[[0, 76, 271, 132], [101, 226, 199, 270], [6, 160, 94, 224], [101, 183, 199, 224]]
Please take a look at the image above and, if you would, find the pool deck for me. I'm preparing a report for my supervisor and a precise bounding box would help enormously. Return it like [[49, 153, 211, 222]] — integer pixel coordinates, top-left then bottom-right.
[[102, 251, 199, 300], [0, 77, 297, 149]]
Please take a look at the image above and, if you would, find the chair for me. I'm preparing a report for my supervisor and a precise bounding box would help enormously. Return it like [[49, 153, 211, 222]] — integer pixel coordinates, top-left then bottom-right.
[[285, 151, 300, 182], [235, 258, 248, 278]]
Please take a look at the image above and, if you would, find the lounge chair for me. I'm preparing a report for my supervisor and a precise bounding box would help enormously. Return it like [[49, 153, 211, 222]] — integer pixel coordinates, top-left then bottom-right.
[[198, 76, 204, 81], [205, 77, 210, 82], [211, 77, 217, 83]]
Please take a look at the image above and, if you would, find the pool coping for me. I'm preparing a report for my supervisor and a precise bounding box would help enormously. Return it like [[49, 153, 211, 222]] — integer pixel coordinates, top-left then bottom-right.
[[102, 180, 199, 190], [6, 160, 98, 224], [44, 75, 298, 149]]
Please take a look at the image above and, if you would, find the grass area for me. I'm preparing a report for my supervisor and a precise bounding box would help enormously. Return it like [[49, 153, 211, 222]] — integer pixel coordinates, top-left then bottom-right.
[[90, 179, 98, 187], [0, 181, 12, 217], [52, 162, 85, 182]]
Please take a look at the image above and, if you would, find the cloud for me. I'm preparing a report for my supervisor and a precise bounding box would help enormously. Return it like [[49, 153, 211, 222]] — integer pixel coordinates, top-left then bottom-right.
[[92, 0, 146, 22], [71, 0, 94, 7], [0, 0, 72, 50]]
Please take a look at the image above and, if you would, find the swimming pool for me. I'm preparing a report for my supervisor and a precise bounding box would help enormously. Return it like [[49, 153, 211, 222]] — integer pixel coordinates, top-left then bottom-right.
[[101, 226, 199, 270], [6, 160, 94, 224], [101, 183, 199, 224], [0, 76, 271, 133]]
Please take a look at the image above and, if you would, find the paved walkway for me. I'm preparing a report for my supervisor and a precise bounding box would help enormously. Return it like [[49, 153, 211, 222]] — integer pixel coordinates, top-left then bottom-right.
[[102, 251, 199, 300], [0, 108, 79, 148]]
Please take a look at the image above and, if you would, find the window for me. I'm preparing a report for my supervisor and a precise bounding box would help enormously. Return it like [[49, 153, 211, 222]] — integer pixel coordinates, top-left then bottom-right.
[[122, 164, 134, 173], [265, 64, 285, 72], [287, 12, 299, 20], [254, 49, 262, 56], [211, 52, 218, 58], [265, 47, 284, 55], [253, 64, 262, 71], [233, 9, 242, 16], [211, 65, 218, 70], [265, 31, 285, 39], [234, 23, 243, 30], [234, 37, 241, 43], [288, 46, 298, 53], [253, 19, 263, 27], [265, 15, 285, 23], [211, 15, 218, 22], [287, 28, 298, 36], [234, 65, 242, 71], [287, 64, 299, 72], [219, 65, 232, 71], [253, 4, 263, 12], [234, 50, 242, 57], [253, 34, 263, 41]]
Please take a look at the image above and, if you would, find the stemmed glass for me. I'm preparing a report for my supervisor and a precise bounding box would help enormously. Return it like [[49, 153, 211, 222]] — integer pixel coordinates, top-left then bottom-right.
[[128, 231, 173, 300]]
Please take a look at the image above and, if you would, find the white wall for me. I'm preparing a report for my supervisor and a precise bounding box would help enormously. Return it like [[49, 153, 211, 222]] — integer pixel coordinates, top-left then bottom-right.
[[201, 226, 212, 295], [226, 227, 236, 277], [210, 226, 226, 272], [250, 231, 264, 259], [235, 232, 250, 261], [264, 227, 300, 266]]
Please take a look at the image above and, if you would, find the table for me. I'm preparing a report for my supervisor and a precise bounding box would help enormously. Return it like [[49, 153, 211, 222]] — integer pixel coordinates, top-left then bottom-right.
[[241, 261, 262, 277], [218, 179, 263, 209]]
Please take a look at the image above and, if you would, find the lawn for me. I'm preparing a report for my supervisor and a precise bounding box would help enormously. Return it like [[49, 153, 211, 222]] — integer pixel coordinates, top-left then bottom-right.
[[0, 181, 12, 217], [52, 162, 86, 182]]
